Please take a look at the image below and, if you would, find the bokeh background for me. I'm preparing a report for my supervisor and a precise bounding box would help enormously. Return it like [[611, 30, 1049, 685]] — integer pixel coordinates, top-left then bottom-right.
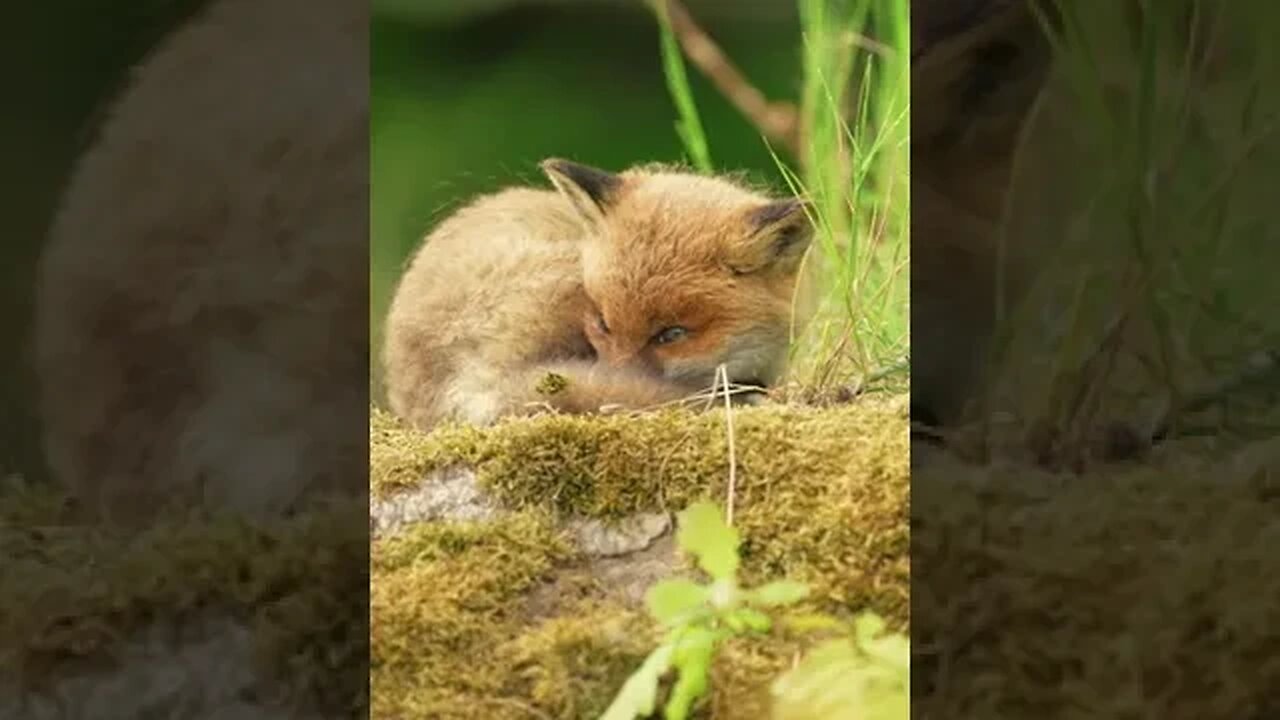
[[3, 1, 811, 480]]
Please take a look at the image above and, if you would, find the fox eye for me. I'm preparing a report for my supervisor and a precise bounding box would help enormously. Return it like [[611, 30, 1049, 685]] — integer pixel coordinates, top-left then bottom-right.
[[594, 313, 611, 335], [652, 326, 688, 345]]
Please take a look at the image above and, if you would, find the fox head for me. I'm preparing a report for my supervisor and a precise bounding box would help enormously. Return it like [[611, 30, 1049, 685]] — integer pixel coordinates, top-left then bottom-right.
[[541, 158, 815, 391]]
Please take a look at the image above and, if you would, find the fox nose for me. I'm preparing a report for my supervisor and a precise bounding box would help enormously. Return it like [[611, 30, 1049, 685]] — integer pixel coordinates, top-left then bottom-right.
[[601, 347, 648, 372], [604, 352, 636, 369]]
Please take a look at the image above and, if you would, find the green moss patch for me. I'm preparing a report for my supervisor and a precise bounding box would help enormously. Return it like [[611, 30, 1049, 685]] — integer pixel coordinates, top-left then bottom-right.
[[370, 397, 910, 717], [0, 483, 368, 715], [370, 510, 587, 718], [369, 508, 877, 719], [372, 399, 909, 617], [372, 519, 657, 719]]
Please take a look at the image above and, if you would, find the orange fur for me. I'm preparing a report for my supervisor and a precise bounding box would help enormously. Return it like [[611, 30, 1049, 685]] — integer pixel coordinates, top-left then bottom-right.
[[382, 159, 813, 431]]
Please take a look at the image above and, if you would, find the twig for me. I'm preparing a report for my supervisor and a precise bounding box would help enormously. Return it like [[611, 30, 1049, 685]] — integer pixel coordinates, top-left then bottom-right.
[[652, 0, 802, 157], [646, 381, 765, 412], [845, 30, 892, 57]]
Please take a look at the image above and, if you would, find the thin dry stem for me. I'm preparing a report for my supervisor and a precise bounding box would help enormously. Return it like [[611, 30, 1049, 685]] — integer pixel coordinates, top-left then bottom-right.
[[654, 0, 802, 157], [845, 30, 892, 56], [717, 364, 739, 527]]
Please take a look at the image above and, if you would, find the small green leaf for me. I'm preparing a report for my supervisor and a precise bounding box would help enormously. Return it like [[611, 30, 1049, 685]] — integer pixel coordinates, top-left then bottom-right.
[[779, 612, 844, 634], [771, 624, 910, 720], [858, 623, 910, 672], [646, 578, 710, 626], [666, 627, 719, 720], [722, 606, 770, 634], [748, 579, 810, 607], [664, 660, 710, 720], [599, 642, 675, 720], [723, 611, 747, 633], [672, 625, 719, 667], [854, 612, 886, 637], [734, 607, 774, 634], [676, 502, 739, 581]]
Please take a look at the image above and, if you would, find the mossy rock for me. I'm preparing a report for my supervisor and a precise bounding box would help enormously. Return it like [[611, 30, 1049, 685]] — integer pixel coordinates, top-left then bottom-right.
[[369, 397, 911, 719], [0, 396, 911, 719], [0, 481, 368, 719], [912, 438, 1280, 718]]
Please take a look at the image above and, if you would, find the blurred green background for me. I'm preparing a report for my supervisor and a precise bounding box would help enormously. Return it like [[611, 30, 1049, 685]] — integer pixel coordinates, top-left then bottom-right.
[[3, 1, 808, 480]]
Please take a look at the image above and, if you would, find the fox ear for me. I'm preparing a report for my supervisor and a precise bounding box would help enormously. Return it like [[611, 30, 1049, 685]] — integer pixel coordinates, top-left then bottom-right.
[[540, 158, 622, 226], [727, 198, 815, 274]]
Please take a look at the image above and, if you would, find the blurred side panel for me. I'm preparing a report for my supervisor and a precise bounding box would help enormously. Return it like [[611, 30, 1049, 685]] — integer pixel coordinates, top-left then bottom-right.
[[913, 1, 1280, 717], [0, 1, 369, 717]]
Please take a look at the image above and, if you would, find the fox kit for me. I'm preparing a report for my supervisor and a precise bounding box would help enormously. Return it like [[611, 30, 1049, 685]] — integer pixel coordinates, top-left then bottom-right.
[[382, 159, 814, 431], [33, 0, 367, 525]]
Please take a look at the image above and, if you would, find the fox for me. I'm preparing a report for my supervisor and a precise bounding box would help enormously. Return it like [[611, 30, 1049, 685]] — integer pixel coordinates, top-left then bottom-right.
[[382, 159, 815, 431]]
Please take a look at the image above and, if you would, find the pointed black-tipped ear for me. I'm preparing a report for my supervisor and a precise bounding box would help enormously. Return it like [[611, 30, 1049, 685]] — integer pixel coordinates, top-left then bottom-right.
[[540, 158, 623, 226], [727, 198, 815, 274]]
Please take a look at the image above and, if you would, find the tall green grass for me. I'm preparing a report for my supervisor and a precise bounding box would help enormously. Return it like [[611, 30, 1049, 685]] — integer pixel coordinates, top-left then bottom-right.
[[650, 0, 910, 397], [651, 0, 714, 173], [981, 1, 1280, 453]]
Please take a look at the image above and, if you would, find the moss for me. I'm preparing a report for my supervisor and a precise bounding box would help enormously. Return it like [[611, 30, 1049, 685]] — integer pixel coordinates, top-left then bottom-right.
[[498, 603, 655, 718], [371, 510, 582, 718], [2, 395, 909, 718], [372, 399, 908, 617], [0, 483, 368, 715], [500, 608, 836, 720], [370, 405, 485, 491], [370, 396, 910, 717], [372, 548, 853, 720], [912, 442, 1280, 717], [536, 371, 570, 396]]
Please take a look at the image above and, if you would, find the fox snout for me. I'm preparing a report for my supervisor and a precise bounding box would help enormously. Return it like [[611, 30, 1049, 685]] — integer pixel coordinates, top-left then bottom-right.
[[593, 344, 660, 375], [588, 339, 703, 388]]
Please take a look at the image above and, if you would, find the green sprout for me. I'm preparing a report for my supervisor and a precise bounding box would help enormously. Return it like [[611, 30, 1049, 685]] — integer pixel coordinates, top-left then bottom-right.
[[600, 501, 810, 720]]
